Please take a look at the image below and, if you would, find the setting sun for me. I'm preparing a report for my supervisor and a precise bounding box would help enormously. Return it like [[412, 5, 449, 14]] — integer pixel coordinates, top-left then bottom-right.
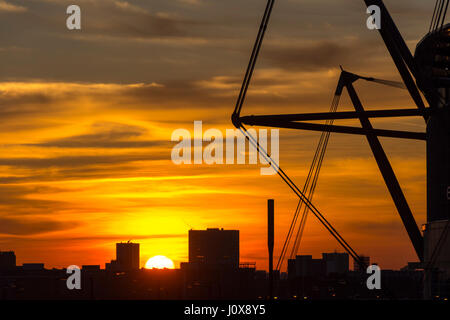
[[145, 255, 175, 269]]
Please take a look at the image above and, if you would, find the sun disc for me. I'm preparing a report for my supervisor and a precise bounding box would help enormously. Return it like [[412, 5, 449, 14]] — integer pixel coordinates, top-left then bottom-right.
[[145, 255, 175, 269]]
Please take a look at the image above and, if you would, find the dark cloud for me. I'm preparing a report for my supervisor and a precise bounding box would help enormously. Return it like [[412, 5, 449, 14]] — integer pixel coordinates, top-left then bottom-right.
[[25, 122, 167, 149], [0, 0, 432, 83], [2, 0, 201, 39], [0, 164, 142, 184], [0, 153, 167, 169], [0, 216, 79, 235], [45, 233, 185, 241], [0, 92, 57, 120], [0, 0, 212, 83], [0, 233, 186, 253], [85, 1, 200, 39], [32, 139, 164, 149], [0, 92, 53, 106], [262, 39, 382, 72], [345, 219, 406, 236], [0, 233, 185, 241], [0, 184, 69, 215]]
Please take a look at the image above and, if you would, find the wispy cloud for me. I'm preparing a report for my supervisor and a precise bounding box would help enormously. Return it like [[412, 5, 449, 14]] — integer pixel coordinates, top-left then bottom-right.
[[0, 1, 27, 12]]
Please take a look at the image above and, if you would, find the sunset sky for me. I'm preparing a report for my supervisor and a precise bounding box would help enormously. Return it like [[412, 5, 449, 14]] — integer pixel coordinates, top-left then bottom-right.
[[0, 0, 433, 270]]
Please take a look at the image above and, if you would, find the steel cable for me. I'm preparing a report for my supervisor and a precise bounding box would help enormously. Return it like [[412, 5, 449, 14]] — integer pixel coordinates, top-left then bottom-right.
[[237, 124, 364, 266], [234, 0, 275, 117]]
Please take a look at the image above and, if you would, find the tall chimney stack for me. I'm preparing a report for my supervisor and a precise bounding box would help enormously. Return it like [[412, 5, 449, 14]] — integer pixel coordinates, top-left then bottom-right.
[[268, 199, 274, 299]]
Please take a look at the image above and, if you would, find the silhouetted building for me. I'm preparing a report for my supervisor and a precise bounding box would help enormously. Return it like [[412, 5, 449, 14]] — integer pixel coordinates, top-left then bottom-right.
[[288, 255, 326, 278], [105, 259, 119, 272], [322, 252, 349, 275], [82, 265, 101, 271], [189, 228, 239, 268], [22, 263, 44, 271], [354, 255, 370, 272], [0, 251, 16, 271], [401, 262, 423, 271], [116, 242, 140, 271]]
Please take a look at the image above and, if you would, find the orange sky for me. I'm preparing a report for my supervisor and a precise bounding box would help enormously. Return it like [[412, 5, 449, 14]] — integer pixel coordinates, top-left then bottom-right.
[[0, 0, 433, 271]]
